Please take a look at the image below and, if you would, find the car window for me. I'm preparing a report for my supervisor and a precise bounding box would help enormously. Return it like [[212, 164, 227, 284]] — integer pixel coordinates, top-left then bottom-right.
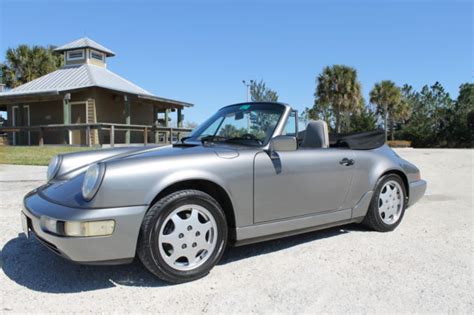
[[283, 111, 297, 136], [199, 117, 224, 139], [188, 103, 285, 146], [216, 110, 280, 141]]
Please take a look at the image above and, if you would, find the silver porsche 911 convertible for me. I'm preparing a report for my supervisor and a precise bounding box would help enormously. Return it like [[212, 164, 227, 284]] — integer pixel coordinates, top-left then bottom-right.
[[22, 102, 426, 283]]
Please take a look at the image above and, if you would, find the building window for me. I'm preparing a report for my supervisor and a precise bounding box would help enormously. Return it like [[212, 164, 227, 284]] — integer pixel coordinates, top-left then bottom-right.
[[67, 49, 85, 61], [90, 50, 105, 62]]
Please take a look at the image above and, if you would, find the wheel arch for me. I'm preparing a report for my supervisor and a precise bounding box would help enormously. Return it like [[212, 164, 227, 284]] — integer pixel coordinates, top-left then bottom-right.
[[379, 169, 409, 199], [149, 179, 237, 230]]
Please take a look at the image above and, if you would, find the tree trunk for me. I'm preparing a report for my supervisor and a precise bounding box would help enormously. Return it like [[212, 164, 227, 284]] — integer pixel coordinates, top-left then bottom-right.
[[391, 116, 395, 141], [336, 109, 341, 133]]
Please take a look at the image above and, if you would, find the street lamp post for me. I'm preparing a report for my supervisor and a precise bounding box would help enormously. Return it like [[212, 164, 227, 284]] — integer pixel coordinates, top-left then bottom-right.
[[242, 80, 254, 102]]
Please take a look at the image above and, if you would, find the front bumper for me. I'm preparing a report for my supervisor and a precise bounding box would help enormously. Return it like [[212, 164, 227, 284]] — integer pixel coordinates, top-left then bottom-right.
[[22, 191, 148, 264], [408, 179, 427, 207]]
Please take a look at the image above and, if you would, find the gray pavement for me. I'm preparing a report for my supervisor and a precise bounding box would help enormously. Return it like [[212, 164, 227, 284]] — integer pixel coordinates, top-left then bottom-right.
[[0, 149, 472, 313]]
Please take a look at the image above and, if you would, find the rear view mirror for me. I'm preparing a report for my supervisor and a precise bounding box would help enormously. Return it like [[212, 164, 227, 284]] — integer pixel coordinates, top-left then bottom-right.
[[268, 135, 297, 159]]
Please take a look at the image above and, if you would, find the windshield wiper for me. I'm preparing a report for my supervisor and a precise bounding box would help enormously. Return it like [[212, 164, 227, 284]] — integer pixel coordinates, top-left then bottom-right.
[[180, 136, 191, 143], [224, 137, 263, 146], [200, 135, 227, 144]]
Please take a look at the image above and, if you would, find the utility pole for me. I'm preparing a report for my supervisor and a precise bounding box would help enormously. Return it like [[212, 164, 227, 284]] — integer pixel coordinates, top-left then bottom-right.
[[242, 80, 254, 102]]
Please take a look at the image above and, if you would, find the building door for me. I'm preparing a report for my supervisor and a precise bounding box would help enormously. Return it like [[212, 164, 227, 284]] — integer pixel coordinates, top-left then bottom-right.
[[70, 103, 86, 145]]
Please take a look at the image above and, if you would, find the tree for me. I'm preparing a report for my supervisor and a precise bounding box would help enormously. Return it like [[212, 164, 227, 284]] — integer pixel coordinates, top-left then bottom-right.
[[299, 106, 319, 126], [350, 106, 378, 132], [315, 65, 363, 133], [448, 83, 474, 146], [309, 100, 333, 129], [249, 80, 278, 102], [218, 124, 239, 138], [391, 96, 412, 139], [369, 80, 402, 141], [0, 45, 63, 88], [399, 82, 456, 147]]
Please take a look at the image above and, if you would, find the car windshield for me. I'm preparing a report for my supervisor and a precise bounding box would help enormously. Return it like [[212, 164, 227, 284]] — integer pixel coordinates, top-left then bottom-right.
[[186, 103, 285, 146]]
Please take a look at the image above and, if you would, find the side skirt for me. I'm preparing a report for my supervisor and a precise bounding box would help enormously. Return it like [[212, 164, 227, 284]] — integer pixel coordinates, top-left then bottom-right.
[[231, 208, 353, 247], [231, 218, 357, 247]]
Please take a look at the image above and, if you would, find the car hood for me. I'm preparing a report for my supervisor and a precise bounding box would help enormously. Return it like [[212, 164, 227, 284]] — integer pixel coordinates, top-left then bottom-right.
[[117, 144, 241, 162], [56, 144, 243, 180]]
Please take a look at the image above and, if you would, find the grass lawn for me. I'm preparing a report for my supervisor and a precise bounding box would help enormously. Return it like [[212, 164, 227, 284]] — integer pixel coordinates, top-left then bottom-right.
[[0, 146, 99, 166]]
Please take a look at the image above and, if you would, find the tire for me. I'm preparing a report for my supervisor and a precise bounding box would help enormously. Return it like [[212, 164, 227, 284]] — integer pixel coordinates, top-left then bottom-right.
[[137, 189, 228, 283], [362, 174, 407, 232]]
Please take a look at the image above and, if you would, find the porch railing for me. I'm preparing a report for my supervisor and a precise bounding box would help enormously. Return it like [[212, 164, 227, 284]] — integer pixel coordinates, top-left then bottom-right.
[[0, 123, 193, 147]]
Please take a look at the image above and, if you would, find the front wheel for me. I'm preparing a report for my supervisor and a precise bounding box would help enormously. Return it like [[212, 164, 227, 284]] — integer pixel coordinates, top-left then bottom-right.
[[362, 174, 407, 232], [137, 190, 228, 283]]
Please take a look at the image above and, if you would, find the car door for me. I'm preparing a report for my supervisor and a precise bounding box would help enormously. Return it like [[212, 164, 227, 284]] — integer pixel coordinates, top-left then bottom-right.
[[253, 148, 356, 223]]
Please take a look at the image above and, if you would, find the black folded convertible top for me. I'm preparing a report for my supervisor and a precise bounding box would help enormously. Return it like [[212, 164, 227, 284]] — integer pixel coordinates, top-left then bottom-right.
[[329, 129, 385, 150]]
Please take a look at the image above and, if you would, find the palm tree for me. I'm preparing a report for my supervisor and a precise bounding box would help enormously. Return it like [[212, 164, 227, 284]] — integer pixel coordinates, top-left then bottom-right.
[[315, 65, 363, 133], [369, 80, 402, 141], [0, 45, 63, 88], [391, 98, 411, 140]]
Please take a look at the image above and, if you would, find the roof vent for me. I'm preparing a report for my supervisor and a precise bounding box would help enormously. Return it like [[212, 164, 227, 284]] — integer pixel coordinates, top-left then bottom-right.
[[54, 37, 114, 68]]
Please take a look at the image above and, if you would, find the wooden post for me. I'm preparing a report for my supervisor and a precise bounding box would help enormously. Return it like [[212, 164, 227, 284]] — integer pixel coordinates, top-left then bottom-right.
[[153, 106, 159, 144], [110, 125, 115, 147], [124, 95, 131, 144], [164, 109, 170, 144], [164, 109, 169, 127], [177, 108, 183, 128], [154, 127, 159, 144], [86, 126, 91, 147], [144, 127, 148, 145], [63, 93, 71, 144], [38, 128, 44, 146]]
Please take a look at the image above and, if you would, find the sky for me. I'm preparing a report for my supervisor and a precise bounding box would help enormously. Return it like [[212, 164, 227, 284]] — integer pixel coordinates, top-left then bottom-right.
[[0, 0, 472, 124]]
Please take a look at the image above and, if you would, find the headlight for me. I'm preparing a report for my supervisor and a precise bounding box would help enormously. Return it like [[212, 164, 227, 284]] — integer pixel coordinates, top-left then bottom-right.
[[82, 163, 106, 201], [46, 155, 62, 181]]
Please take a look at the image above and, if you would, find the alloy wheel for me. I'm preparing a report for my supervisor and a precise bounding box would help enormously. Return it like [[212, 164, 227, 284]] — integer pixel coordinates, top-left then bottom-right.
[[378, 180, 404, 225], [158, 204, 218, 271]]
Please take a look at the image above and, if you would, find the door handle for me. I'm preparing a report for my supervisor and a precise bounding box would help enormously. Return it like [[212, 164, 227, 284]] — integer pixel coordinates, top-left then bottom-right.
[[339, 158, 354, 166]]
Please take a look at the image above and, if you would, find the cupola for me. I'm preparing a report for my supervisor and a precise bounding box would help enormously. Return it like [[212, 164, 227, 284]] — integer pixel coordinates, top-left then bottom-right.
[[53, 37, 115, 68]]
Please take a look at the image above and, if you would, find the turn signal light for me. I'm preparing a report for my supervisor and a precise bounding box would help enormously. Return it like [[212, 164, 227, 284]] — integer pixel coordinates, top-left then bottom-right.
[[64, 220, 115, 237]]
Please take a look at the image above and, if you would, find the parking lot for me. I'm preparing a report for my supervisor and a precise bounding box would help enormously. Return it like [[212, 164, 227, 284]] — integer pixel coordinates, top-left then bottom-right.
[[0, 149, 472, 313]]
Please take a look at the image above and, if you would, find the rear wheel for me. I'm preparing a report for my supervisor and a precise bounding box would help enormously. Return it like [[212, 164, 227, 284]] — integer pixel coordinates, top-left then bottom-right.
[[363, 174, 407, 232], [137, 190, 227, 283]]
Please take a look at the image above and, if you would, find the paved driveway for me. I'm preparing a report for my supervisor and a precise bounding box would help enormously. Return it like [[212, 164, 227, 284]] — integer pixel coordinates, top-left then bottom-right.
[[0, 149, 472, 313]]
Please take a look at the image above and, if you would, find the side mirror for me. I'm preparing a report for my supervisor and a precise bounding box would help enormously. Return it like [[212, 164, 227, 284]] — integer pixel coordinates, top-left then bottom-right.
[[268, 135, 297, 159]]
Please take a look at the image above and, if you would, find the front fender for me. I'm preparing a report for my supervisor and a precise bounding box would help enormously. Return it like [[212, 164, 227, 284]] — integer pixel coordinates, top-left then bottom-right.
[[145, 169, 234, 206]]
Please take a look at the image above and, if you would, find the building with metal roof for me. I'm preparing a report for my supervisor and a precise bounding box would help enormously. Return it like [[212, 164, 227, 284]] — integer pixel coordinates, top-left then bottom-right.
[[0, 37, 192, 146]]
